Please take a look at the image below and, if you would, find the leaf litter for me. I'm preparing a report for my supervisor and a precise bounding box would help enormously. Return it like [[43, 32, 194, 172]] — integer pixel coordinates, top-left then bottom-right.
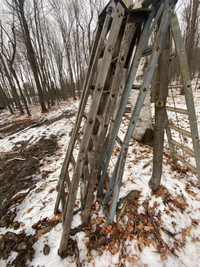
[[0, 93, 200, 267]]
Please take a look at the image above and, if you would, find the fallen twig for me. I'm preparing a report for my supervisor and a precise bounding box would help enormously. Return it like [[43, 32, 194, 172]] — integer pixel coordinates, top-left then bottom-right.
[[89, 235, 119, 251]]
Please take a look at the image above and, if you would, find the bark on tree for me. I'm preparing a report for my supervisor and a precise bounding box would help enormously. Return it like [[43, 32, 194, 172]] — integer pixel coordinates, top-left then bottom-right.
[[0, 84, 14, 114], [12, 67, 31, 116], [0, 54, 24, 114], [0, 21, 31, 116], [149, 27, 170, 190], [181, 0, 199, 94], [14, 0, 48, 113]]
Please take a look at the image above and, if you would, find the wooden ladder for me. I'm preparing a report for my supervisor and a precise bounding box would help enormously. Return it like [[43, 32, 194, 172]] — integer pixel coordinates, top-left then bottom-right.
[[165, 14, 200, 177], [55, 0, 197, 255]]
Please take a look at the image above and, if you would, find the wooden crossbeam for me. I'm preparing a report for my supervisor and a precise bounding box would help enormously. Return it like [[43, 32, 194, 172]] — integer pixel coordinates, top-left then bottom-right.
[[169, 139, 195, 157], [167, 124, 192, 138], [56, 0, 200, 257], [172, 152, 197, 174], [166, 106, 188, 115], [168, 84, 183, 89]]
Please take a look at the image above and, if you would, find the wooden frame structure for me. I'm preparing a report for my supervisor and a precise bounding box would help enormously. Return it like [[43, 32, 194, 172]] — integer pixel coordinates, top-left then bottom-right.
[[55, 0, 200, 255]]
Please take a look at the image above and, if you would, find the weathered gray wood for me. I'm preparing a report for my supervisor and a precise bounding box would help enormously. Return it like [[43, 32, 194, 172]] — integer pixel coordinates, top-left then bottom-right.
[[165, 114, 176, 163], [82, 17, 137, 225], [54, 13, 111, 214], [55, 2, 200, 258], [168, 84, 183, 89], [98, 3, 163, 198], [172, 152, 197, 174], [167, 124, 192, 137], [107, 1, 176, 224], [166, 106, 188, 114], [169, 139, 195, 157], [149, 26, 170, 190], [58, 3, 125, 255], [171, 13, 200, 180]]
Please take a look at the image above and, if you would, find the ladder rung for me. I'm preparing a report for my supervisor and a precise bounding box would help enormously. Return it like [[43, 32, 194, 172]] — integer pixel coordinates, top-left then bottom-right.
[[61, 187, 67, 212], [91, 134, 99, 147], [132, 84, 141, 90], [166, 106, 188, 115], [87, 151, 94, 168], [111, 56, 118, 64], [116, 136, 123, 146], [167, 124, 192, 138], [142, 45, 153, 57], [142, 0, 155, 8], [96, 115, 104, 125], [83, 112, 89, 119], [125, 106, 131, 113], [123, 113, 131, 120], [169, 53, 176, 60], [102, 90, 111, 93], [168, 84, 183, 89], [70, 155, 76, 170], [172, 152, 197, 174], [169, 139, 195, 157]]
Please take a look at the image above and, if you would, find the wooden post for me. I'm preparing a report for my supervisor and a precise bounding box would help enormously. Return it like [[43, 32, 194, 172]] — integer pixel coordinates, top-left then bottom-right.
[[149, 27, 170, 190]]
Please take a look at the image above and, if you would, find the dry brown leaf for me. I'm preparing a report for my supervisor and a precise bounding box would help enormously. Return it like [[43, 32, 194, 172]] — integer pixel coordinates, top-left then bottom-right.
[[88, 256, 94, 262], [184, 227, 191, 236], [145, 239, 152, 247], [97, 249, 103, 256], [191, 219, 199, 226], [127, 225, 134, 233], [153, 201, 158, 208], [111, 226, 119, 236], [126, 206, 131, 212], [152, 208, 155, 216], [126, 256, 138, 263], [144, 225, 154, 232], [27, 207, 33, 213], [152, 240, 158, 249], [109, 240, 115, 247], [173, 241, 180, 252], [48, 187, 55, 193], [138, 236, 144, 243], [107, 225, 112, 232], [117, 222, 123, 232], [160, 253, 167, 260], [48, 214, 62, 222], [110, 246, 119, 255], [101, 226, 107, 233], [138, 224, 143, 230], [96, 216, 105, 224], [138, 242, 145, 251], [91, 219, 96, 225]]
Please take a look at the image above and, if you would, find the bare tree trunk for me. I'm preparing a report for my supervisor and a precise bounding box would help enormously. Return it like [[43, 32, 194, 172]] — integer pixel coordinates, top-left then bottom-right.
[[0, 55, 24, 114], [0, 84, 14, 114], [11, 67, 31, 116], [149, 28, 170, 190], [181, 0, 199, 94], [14, 0, 47, 113], [185, 0, 199, 78]]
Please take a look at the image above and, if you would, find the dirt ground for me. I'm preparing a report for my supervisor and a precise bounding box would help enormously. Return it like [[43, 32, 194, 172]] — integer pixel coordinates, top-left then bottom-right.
[[0, 109, 76, 218], [0, 108, 77, 266], [0, 135, 58, 218]]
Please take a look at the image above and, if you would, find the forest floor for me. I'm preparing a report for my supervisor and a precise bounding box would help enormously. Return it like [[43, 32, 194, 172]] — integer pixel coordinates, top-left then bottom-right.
[[0, 90, 200, 267]]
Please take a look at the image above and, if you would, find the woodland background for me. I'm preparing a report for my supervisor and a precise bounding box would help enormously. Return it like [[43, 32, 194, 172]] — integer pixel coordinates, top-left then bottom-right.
[[0, 0, 199, 115]]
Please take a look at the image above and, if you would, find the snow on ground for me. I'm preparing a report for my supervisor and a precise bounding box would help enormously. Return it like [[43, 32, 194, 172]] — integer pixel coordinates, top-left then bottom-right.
[[0, 90, 200, 267]]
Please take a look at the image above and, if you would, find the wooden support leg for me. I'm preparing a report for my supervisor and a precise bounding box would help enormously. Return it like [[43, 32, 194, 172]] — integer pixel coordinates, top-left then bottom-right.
[[149, 27, 170, 190]]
